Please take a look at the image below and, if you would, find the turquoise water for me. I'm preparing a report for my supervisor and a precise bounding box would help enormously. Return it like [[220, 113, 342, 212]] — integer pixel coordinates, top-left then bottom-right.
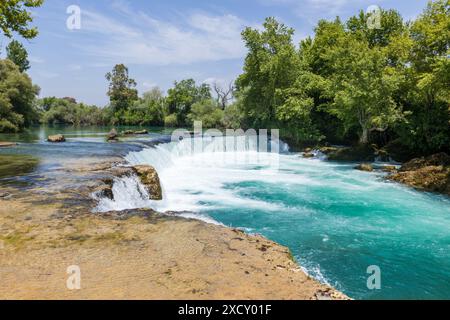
[[124, 138, 450, 300], [208, 169, 450, 300], [2, 127, 450, 299]]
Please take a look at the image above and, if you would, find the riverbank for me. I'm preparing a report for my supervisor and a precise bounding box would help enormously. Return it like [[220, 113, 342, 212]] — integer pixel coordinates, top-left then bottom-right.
[[0, 156, 348, 300]]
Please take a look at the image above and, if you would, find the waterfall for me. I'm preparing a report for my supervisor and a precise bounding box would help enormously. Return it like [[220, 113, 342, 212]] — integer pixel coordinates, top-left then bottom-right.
[[93, 135, 290, 215]]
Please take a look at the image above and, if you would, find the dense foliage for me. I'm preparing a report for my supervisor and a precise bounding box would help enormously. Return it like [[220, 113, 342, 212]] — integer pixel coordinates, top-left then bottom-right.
[[38, 97, 107, 126], [235, 0, 449, 155], [0, 0, 448, 158], [0, 59, 39, 132]]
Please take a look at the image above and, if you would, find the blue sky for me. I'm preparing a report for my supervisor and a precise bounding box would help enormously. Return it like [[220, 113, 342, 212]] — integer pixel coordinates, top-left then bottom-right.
[[0, 0, 431, 106]]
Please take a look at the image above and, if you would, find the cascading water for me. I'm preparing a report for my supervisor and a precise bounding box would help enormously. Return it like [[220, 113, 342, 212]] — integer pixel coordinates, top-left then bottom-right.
[[94, 175, 153, 212], [94, 135, 450, 300]]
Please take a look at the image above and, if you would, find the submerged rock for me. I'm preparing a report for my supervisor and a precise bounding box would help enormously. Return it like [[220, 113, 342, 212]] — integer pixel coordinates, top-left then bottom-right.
[[355, 164, 374, 172], [132, 165, 163, 200], [388, 153, 450, 196], [0, 142, 17, 148], [134, 130, 148, 135], [47, 135, 66, 143], [0, 154, 39, 180]]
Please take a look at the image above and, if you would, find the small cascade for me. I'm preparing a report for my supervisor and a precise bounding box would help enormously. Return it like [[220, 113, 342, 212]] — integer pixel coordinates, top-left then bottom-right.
[[94, 175, 154, 212]]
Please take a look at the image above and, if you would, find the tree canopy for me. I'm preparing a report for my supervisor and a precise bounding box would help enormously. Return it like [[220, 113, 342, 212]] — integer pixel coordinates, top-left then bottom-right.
[[0, 0, 43, 39]]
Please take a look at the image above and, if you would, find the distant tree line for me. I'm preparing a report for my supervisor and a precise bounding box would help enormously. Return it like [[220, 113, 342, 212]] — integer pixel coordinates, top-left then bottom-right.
[[0, 0, 448, 158]]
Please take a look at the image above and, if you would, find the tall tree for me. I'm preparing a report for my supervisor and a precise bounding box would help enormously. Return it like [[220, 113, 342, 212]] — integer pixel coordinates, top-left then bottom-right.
[[6, 40, 30, 72], [398, 0, 450, 154], [325, 36, 404, 144], [0, 59, 40, 132], [105, 64, 138, 121], [236, 17, 299, 129], [0, 0, 43, 39]]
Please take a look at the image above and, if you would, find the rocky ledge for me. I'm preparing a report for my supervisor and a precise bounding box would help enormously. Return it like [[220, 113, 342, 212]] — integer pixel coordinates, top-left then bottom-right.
[[0, 157, 348, 300], [388, 153, 450, 196]]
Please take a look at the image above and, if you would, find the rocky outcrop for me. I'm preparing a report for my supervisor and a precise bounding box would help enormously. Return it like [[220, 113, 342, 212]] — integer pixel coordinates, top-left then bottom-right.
[[388, 153, 450, 196], [303, 152, 315, 159], [355, 164, 374, 172], [47, 135, 66, 143], [132, 165, 163, 200], [381, 165, 397, 173], [93, 178, 114, 200]]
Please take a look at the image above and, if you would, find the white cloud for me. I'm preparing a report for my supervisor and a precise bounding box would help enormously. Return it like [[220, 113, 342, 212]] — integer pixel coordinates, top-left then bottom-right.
[[260, 0, 383, 19], [29, 56, 45, 64], [75, 7, 249, 66], [68, 64, 82, 71]]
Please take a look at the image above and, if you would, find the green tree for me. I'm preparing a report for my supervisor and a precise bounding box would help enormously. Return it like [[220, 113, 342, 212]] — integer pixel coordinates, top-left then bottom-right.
[[6, 40, 30, 72], [166, 79, 211, 126], [187, 99, 224, 128], [124, 87, 167, 126], [0, 0, 43, 39], [0, 59, 39, 132], [325, 37, 404, 144], [236, 17, 299, 129], [397, 0, 450, 154], [105, 64, 138, 123]]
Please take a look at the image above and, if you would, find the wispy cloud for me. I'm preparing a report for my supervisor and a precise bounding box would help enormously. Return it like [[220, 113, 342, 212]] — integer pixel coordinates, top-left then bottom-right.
[[29, 56, 45, 64], [74, 5, 249, 66], [260, 0, 383, 20]]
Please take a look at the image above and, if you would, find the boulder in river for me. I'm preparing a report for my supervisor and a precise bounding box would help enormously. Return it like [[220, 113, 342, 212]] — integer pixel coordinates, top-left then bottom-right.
[[132, 165, 163, 200], [327, 145, 375, 162], [47, 135, 66, 143], [319, 146, 339, 155], [355, 164, 374, 172], [107, 128, 119, 142], [303, 153, 315, 159]]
